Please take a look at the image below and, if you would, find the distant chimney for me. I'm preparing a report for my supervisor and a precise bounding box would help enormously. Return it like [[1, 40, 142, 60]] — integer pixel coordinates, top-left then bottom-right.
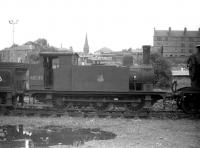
[[143, 45, 151, 64], [168, 27, 171, 35], [184, 27, 187, 34]]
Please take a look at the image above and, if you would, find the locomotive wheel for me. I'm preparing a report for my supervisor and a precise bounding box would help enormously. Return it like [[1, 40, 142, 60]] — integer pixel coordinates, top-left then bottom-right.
[[126, 97, 145, 112], [181, 95, 198, 114], [93, 102, 108, 111], [52, 96, 66, 109]]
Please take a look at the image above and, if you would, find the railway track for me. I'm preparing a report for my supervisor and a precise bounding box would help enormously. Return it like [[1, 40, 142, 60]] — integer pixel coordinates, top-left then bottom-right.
[[0, 105, 198, 119]]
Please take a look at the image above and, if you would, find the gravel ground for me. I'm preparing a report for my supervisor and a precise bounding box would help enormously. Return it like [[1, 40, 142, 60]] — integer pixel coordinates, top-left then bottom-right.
[[0, 116, 199, 148]]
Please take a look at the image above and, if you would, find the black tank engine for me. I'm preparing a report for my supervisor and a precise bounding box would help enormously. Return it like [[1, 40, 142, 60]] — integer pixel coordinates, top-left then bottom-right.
[[0, 45, 165, 112]]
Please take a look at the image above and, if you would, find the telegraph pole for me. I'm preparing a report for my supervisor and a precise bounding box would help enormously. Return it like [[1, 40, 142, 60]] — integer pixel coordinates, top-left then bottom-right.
[[9, 19, 18, 45]]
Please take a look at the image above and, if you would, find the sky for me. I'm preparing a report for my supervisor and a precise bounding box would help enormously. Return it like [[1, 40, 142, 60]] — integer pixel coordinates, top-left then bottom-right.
[[0, 0, 199, 52]]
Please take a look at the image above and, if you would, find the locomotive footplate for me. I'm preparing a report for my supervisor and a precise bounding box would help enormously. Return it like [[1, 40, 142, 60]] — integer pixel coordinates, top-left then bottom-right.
[[27, 90, 167, 112]]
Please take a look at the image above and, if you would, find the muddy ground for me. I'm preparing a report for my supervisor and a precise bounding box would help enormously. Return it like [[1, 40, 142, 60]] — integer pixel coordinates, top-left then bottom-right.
[[0, 116, 199, 148]]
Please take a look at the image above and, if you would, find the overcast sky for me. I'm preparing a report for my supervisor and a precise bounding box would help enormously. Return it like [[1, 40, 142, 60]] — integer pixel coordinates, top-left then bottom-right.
[[0, 0, 199, 52]]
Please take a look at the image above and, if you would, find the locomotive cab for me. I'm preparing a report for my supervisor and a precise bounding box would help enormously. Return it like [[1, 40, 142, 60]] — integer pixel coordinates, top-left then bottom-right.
[[39, 52, 79, 89]]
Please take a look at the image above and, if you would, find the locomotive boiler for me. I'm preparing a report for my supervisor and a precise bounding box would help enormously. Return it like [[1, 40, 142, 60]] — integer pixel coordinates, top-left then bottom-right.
[[129, 45, 154, 91]]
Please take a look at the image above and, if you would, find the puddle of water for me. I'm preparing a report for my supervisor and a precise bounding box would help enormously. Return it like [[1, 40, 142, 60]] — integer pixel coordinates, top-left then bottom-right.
[[0, 125, 116, 147]]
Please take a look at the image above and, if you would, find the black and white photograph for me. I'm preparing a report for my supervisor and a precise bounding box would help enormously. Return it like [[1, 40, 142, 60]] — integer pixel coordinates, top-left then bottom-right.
[[0, 0, 200, 147]]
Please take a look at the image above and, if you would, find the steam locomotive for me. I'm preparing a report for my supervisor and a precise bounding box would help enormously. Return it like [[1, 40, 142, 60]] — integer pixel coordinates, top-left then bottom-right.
[[173, 45, 200, 114], [0, 62, 26, 106], [0, 45, 199, 113]]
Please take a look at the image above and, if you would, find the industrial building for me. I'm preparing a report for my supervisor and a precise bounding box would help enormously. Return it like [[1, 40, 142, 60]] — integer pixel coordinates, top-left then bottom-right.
[[153, 27, 200, 57]]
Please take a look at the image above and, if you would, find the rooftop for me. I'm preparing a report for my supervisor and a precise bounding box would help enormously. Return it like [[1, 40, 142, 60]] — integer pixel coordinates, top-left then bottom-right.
[[154, 28, 200, 37], [39, 51, 79, 57], [95, 47, 113, 54], [4, 45, 34, 50]]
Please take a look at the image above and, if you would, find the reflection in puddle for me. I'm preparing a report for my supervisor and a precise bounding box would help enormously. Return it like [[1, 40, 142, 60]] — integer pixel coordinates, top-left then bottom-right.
[[0, 125, 116, 147]]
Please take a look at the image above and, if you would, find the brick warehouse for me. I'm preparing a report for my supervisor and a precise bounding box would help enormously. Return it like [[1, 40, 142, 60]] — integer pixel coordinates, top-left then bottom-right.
[[153, 27, 200, 57]]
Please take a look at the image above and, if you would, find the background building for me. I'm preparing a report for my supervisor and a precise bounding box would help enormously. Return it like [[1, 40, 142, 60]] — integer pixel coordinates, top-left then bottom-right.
[[153, 27, 200, 57], [0, 45, 35, 63], [0, 39, 73, 63], [78, 47, 142, 66], [90, 47, 142, 66]]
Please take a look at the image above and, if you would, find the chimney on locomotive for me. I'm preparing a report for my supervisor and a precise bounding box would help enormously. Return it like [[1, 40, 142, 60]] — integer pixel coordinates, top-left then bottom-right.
[[142, 45, 151, 64]]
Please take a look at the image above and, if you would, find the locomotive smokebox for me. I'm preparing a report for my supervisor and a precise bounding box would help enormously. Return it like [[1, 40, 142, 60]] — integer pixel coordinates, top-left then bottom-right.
[[129, 45, 153, 91], [142, 45, 151, 64]]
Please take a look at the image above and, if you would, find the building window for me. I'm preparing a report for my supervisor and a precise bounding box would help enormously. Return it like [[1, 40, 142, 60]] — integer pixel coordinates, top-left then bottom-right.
[[181, 37, 184, 41], [53, 58, 60, 69], [189, 38, 193, 42], [181, 43, 185, 47], [157, 36, 162, 41], [189, 43, 194, 48]]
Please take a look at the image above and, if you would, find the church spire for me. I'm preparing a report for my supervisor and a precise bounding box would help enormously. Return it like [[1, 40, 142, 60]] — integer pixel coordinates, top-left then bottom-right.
[[83, 33, 89, 54]]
